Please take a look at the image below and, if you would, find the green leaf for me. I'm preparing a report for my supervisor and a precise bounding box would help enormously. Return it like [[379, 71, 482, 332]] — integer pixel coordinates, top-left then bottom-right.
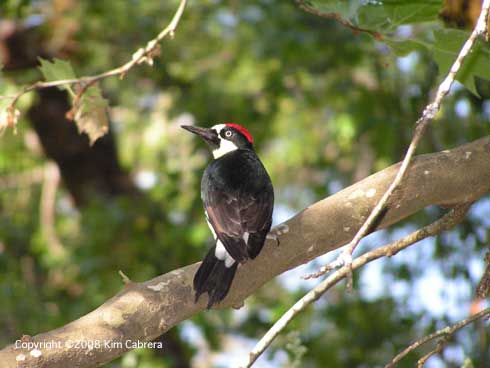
[[309, 0, 364, 19], [432, 28, 490, 96], [384, 37, 426, 56], [73, 86, 109, 145], [38, 58, 77, 94], [385, 27, 490, 96], [361, 0, 442, 31], [309, 0, 442, 33]]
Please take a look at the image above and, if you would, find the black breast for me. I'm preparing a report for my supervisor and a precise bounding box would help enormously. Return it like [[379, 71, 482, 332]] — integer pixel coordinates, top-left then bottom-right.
[[202, 149, 271, 196]]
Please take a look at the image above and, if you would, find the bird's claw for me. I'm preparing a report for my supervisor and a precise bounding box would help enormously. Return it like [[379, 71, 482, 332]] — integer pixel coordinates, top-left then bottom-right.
[[267, 224, 289, 246], [266, 233, 280, 246]]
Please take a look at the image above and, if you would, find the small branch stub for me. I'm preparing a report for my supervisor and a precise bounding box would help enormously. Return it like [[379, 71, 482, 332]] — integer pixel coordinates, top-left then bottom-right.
[[118, 270, 132, 284]]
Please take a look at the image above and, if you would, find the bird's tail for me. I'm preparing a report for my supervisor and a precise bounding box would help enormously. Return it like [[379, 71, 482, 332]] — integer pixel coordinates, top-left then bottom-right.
[[194, 246, 238, 309]]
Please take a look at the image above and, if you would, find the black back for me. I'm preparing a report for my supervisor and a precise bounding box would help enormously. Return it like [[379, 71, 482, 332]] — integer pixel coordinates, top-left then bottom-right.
[[201, 149, 274, 262]]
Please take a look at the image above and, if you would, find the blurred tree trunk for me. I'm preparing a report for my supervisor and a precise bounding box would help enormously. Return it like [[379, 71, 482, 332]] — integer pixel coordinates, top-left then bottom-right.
[[0, 21, 190, 368], [28, 87, 138, 206], [440, 0, 484, 28], [0, 21, 138, 205]]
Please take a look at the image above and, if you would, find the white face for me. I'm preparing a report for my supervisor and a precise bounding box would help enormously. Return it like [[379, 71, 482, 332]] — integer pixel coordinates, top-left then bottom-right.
[[211, 124, 238, 159]]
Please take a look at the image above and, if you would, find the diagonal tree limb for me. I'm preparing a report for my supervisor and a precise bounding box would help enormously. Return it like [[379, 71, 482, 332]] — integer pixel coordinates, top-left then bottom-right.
[[0, 136, 490, 367], [307, 0, 490, 282], [252, 4, 490, 344], [242, 204, 472, 367]]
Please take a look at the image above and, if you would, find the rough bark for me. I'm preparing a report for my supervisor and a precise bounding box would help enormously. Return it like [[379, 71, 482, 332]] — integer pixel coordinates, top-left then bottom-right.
[[1, 136, 490, 368]]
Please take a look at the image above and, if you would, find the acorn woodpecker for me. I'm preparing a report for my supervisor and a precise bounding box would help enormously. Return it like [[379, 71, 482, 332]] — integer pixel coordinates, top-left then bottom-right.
[[181, 123, 274, 308]]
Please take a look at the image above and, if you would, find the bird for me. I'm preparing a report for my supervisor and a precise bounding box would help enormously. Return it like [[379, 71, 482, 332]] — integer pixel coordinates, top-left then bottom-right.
[[181, 123, 274, 308]]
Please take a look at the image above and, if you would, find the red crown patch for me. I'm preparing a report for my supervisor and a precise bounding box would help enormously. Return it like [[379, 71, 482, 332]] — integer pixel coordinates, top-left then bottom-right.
[[225, 123, 254, 144]]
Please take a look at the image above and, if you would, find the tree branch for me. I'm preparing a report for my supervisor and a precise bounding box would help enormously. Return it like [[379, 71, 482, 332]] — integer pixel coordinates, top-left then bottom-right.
[[0, 0, 187, 133], [242, 204, 472, 367], [385, 307, 490, 368], [476, 251, 490, 298], [308, 0, 490, 282], [295, 0, 383, 39], [1, 136, 490, 367]]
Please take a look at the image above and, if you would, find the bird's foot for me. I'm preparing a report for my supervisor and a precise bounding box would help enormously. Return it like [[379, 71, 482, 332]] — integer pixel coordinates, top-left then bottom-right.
[[267, 224, 290, 246], [266, 233, 280, 246]]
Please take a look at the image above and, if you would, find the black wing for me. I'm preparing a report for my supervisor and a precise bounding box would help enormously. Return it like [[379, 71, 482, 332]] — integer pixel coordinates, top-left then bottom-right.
[[202, 150, 274, 263]]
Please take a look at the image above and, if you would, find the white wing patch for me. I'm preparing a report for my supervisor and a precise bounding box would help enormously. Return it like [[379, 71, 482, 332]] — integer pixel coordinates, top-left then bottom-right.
[[215, 240, 236, 268]]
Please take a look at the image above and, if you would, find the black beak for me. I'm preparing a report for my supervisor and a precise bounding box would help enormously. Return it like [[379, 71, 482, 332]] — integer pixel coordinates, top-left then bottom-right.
[[181, 125, 220, 146]]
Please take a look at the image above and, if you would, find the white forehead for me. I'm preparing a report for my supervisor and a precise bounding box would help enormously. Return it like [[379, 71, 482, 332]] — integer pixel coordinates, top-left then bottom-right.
[[211, 124, 226, 133]]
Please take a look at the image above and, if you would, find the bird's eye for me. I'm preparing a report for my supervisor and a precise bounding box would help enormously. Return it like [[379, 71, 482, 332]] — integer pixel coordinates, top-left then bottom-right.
[[225, 130, 233, 138]]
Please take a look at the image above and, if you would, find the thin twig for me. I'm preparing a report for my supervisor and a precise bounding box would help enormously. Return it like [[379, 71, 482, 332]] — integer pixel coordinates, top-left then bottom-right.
[[415, 336, 448, 368], [241, 204, 471, 368], [476, 251, 490, 298], [306, 0, 490, 282], [0, 0, 187, 129], [295, 0, 383, 39], [385, 306, 490, 368], [118, 270, 132, 284]]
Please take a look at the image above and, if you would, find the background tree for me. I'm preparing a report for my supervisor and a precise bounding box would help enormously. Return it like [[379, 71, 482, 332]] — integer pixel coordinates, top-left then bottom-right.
[[0, 0, 489, 367]]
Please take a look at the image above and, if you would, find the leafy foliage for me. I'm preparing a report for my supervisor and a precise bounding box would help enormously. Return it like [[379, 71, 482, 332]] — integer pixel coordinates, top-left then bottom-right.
[[38, 58, 110, 143], [38, 58, 77, 94], [311, 0, 443, 30], [71, 85, 109, 145], [0, 0, 489, 367], [310, 0, 490, 95], [432, 29, 490, 95]]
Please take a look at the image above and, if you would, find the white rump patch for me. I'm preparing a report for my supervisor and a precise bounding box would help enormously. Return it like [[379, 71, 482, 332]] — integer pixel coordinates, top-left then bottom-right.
[[215, 240, 236, 267], [243, 231, 249, 244]]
